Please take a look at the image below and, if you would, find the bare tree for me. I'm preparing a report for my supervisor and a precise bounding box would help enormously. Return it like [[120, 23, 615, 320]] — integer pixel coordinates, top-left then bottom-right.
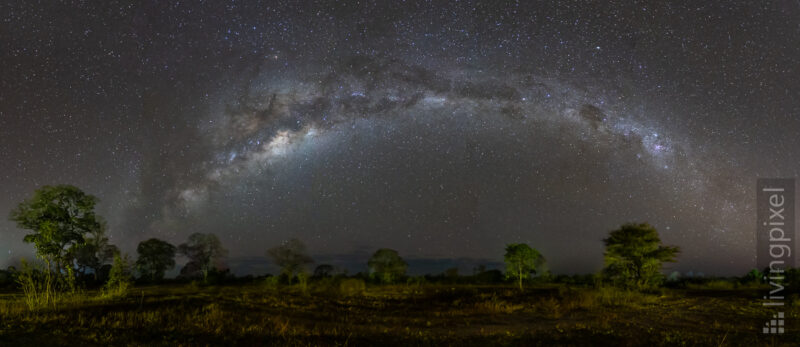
[[178, 233, 227, 282]]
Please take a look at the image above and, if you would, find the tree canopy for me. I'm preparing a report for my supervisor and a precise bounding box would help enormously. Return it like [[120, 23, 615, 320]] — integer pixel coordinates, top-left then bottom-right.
[[602, 222, 680, 288], [10, 185, 102, 273], [136, 238, 177, 282], [504, 243, 546, 291]]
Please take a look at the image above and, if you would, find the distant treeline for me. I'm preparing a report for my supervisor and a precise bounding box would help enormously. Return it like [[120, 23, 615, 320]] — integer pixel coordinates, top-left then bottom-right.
[[2, 258, 798, 291], [3, 184, 797, 296]]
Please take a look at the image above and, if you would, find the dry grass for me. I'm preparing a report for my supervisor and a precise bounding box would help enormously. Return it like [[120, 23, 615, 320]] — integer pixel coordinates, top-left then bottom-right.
[[0, 283, 797, 345]]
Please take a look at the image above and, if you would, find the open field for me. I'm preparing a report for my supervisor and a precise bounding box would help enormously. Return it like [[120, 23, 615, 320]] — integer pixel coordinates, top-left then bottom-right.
[[0, 283, 798, 346]]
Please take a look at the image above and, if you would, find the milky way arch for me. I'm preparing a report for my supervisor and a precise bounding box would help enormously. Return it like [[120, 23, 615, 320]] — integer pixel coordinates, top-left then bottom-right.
[[135, 55, 746, 273]]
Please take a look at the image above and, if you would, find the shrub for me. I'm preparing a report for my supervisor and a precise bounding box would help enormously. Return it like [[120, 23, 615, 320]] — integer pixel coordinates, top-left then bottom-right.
[[262, 275, 280, 289], [13, 258, 84, 310], [339, 278, 366, 296], [103, 253, 132, 298], [310, 277, 338, 295]]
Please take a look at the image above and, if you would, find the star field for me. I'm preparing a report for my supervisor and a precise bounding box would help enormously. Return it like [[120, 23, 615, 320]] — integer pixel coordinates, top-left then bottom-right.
[[1, 1, 799, 275]]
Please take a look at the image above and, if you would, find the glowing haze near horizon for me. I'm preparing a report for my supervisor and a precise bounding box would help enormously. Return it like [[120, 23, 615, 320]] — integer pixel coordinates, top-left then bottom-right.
[[1, 1, 799, 276]]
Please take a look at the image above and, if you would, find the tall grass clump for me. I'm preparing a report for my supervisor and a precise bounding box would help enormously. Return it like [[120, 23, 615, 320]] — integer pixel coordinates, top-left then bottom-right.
[[16, 259, 55, 309], [14, 258, 77, 310], [296, 271, 310, 293]]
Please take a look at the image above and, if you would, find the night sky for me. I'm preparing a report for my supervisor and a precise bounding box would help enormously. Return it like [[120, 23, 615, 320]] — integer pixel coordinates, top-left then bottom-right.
[[1, 1, 799, 276]]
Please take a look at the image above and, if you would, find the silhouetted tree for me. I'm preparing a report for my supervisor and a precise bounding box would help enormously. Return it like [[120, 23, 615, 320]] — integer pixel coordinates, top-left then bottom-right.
[[504, 243, 545, 291], [178, 233, 227, 282], [602, 222, 679, 288], [267, 238, 313, 283], [313, 264, 335, 279], [10, 185, 102, 276], [367, 248, 407, 283], [135, 238, 176, 282]]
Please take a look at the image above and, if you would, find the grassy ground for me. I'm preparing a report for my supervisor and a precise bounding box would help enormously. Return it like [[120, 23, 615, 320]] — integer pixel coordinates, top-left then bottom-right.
[[0, 282, 798, 346]]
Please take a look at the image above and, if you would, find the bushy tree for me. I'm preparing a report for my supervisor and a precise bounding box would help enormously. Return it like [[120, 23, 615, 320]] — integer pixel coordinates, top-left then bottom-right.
[[178, 233, 227, 282], [267, 238, 313, 283], [10, 185, 102, 275], [135, 238, 176, 282], [504, 243, 546, 291], [602, 222, 679, 288], [367, 248, 407, 283]]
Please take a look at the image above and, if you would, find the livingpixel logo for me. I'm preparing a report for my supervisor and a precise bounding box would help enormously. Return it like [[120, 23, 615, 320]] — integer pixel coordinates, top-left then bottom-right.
[[756, 178, 794, 334], [763, 312, 785, 334]]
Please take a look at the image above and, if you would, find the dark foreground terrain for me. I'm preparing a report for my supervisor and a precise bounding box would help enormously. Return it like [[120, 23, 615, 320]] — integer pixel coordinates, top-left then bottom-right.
[[1, 283, 798, 346]]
